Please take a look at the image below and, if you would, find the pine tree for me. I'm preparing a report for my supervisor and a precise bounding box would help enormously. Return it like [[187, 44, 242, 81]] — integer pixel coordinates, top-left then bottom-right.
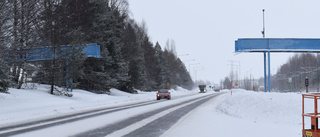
[[176, 58, 193, 89], [122, 21, 147, 90], [0, 1, 10, 92], [79, 52, 113, 93], [141, 36, 158, 89], [101, 4, 130, 91], [154, 42, 170, 89], [78, 0, 127, 92], [0, 57, 10, 92], [0, 21, 10, 92], [0, 1, 10, 48], [163, 42, 193, 89], [134, 45, 148, 90], [37, 0, 90, 93], [65, 28, 87, 90], [37, 0, 58, 93], [2, 0, 43, 89]]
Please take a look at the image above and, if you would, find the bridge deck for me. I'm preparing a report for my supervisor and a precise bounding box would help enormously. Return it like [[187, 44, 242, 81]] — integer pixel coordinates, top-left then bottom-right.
[[235, 38, 320, 53]]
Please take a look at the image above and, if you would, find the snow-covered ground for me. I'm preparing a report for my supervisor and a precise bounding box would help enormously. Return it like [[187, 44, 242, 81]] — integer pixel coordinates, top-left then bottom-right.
[[0, 85, 308, 137], [163, 89, 303, 137], [0, 84, 197, 128]]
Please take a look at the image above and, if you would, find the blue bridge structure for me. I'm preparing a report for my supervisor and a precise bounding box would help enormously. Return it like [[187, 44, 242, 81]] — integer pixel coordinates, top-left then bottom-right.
[[9, 43, 101, 92], [235, 38, 320, 92], [13, 43, 101, 62]]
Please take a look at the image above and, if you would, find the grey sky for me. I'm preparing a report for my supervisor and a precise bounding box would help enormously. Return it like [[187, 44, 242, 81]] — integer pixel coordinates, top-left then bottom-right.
[[129, 0, 320, 84]]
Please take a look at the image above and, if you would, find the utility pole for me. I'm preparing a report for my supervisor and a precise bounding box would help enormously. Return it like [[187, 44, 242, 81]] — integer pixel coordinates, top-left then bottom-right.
[[262, 9, 270, 92], [228, 60, 240, 88], [262, 9, 265, 38]]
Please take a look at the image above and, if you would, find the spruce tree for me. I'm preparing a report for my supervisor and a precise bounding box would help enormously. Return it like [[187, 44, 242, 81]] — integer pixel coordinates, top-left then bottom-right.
[[0, 57, 10, 92], [102, 6, 130, 92], [122, 22, 147, 90], [0, 3, 10, 92], [79, 0, 128, 92], [141, 36, 158, 89], [65, 28, 87, 90], [154, 42, 170, 89]]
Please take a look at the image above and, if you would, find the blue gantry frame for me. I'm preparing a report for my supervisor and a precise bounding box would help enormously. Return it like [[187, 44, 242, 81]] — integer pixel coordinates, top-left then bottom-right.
[[7, 43, 101, 92], [236, 38, 320, 53], [235, 38, 320, 92], [14, 43, 101, 62]]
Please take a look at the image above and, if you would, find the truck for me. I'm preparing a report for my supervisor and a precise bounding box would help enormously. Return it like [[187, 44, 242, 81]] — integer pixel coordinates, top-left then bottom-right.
[[198, 85, 207, 93]]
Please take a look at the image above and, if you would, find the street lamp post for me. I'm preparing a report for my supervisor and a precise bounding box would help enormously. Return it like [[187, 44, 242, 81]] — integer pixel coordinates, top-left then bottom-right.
[[234, 61, 241, 88], [193, 66, 205, 82], [262, 9, 265, 38], [182, 59, 195, 70], [178, 54, 189, 57], [228, 60, 241, 88], [189, 63, 200, 73], [182, 59, 195, 62]]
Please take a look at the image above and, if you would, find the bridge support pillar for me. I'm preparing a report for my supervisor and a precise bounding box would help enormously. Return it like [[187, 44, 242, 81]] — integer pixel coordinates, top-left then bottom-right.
[[263, 51, 271, 92], [268, 51, 271, 92], [264, 52, 267, 92]]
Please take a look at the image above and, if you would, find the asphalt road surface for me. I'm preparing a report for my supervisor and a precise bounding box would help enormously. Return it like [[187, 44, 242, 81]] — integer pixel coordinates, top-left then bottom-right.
[[75, 93, 223, 137], [0, 92, 223, 137]]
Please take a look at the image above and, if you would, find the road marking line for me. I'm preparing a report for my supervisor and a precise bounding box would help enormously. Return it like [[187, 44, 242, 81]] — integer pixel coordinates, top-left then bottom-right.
[[105, 97, 204, 137], [0, 102, 153, 135]]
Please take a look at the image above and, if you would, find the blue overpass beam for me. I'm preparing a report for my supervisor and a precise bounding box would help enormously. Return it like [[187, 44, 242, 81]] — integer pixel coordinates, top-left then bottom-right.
[[14, 43, 101, 62], [235, 38, 320, 92], [6, 43, 101, 93], [235, 38, 320, 52]]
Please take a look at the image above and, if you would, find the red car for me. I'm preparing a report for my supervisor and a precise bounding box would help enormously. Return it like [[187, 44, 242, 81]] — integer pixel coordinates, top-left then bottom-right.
[[156, 90, 171, 100]]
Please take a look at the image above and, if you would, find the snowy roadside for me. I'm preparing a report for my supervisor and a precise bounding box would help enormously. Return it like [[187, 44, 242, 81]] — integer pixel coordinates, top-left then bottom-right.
[[0, 84, 198, 128], [1, 85, 309, 137], [163, 89, 304, 137]]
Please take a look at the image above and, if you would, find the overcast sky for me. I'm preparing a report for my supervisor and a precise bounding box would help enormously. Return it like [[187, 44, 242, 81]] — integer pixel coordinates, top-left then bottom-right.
[[129, 0, 320, 84]]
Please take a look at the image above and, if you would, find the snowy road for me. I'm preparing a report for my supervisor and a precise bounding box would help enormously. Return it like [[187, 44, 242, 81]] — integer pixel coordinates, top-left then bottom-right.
[[0, 100, 160, 136], [0, 86, 223, 137], [75, 93, 222, 137], [1, 85, 305, 137]]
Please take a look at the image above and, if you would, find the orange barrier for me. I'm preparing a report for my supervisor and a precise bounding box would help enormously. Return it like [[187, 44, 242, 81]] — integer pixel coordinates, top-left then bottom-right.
[[303, 93, 320, 137]]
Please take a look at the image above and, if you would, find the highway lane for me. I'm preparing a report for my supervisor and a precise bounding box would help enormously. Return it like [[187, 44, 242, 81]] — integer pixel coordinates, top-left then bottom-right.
[[75, 92, 223, 137], [1, 92, 224, 137], [0, 100, 160, 136]]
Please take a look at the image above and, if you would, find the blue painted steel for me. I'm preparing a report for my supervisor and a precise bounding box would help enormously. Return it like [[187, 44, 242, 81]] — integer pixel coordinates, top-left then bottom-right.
[[66, 59, 73, 92], [235, 38, 320, 52], [10, 43, 101, 62], [82, 43, 101, 58], [7, 43, 100, 93], [268, 51, 271, 92], [235, 38, 320, 93], [264, 52, 267, 92]]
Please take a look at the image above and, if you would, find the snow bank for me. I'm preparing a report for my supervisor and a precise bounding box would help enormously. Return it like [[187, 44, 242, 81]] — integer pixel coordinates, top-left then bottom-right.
[[0, 85, 195, 127], [163, 89, 304, 137], [215, 89, 302, 126], [0, 85, 309, 137]]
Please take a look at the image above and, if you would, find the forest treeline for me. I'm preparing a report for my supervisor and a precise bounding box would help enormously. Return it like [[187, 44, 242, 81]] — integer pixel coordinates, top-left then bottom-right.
[[272, 53, 320, 92], [220, 53, 320, 92], [0, 0, 193, 94]]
